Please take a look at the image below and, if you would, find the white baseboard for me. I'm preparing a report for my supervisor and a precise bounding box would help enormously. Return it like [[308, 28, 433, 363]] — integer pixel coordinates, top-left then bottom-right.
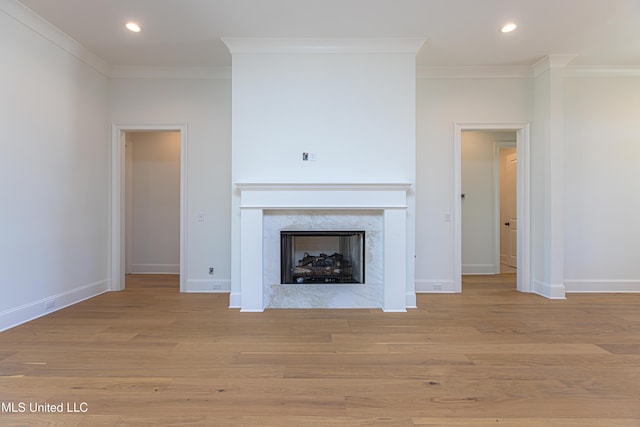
[[462, 264, 499, 275], [532, 279, 566, 299], [564, 279, 640, 293], [0, 279, 110, 332], [406, 291, 417, 308], [229, 292, 241, 308], [415, 279, 456, 293], [184, 279, 231, 293], [131, 264, 179, 274]]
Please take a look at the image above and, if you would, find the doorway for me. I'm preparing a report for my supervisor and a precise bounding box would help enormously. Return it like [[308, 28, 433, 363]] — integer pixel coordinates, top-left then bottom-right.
[[454, 123, 530, 293], [460, 131, 516, 276], [125, 131, 180, 280], [110, 123, 188, 292]]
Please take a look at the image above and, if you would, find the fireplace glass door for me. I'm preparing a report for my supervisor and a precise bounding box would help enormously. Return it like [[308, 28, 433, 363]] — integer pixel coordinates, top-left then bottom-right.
[[281, 231, 365, 284]]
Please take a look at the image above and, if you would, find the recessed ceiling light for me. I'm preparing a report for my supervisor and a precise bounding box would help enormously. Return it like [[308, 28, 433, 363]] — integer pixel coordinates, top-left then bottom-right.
[[126, 22, 141, 33], [501, 23, 517, 33]]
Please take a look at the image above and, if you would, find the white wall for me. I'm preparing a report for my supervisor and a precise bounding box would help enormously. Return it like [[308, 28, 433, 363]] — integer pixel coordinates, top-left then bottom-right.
[[0, 3, 110, 330], [126, 131, 181, 274], [415, 77, 532, 291], [109, 78, 232, 291], [461, 130, 516, 275], [231, 53, 417, 183], [564, 76, 640, 291]]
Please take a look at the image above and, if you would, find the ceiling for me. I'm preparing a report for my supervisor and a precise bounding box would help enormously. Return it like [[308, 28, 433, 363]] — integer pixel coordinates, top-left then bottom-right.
[[18, 0, 640, 69]]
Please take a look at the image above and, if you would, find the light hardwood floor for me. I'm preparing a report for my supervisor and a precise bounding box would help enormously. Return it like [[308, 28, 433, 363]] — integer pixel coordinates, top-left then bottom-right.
[[1, 274, 640, 426]]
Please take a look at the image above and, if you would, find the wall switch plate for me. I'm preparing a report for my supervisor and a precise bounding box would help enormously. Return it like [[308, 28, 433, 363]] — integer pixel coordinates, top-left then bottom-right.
[[209, 267, 214, 275], [197, 212, 205, 222]]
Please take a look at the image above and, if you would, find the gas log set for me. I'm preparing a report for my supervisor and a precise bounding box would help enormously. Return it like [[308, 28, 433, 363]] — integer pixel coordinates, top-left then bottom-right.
[[292, 252, 353, 283], [280, 230, 365, 284]]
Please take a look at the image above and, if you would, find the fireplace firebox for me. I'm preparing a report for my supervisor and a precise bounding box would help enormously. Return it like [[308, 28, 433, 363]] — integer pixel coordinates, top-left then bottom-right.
[[280, 231, 365, 284]]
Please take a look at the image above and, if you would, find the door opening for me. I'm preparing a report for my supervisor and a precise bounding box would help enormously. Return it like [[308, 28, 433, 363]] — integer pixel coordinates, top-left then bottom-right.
[[111, 123, 188, 292], [454, 123, 530, 294], [125, 131, 181, 288]]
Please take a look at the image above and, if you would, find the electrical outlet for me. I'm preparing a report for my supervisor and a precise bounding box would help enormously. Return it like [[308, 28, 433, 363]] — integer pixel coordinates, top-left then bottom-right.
[[209, 267, 214, 275], [433, 283, 443, 291], [211, 283, 222, 291], [45, 300, 56, 310]]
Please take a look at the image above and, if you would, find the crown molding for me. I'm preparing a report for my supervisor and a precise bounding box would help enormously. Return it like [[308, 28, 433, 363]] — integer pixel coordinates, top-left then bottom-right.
[[417, 65, 532, 79], [3, 0, 111, 76], [564, 66, 640, 78], [531, 54, 578, 77], [109, 66, 232, 79], [418, 64, 640, 79], [222, 37, 426, 55]]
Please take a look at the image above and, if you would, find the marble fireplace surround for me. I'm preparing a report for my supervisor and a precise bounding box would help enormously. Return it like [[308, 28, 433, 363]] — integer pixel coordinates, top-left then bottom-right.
[[236, 183, 411, 312]]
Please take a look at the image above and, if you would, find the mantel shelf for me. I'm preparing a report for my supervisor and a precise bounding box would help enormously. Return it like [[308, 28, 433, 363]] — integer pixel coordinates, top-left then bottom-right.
[[235, 182, 412, 192], [236, 183, 411, 210]]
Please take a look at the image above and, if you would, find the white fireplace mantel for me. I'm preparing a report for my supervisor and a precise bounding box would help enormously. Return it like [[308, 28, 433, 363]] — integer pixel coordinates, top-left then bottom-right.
[[236, 182, 412, 312], [237, 182, 411, 209]]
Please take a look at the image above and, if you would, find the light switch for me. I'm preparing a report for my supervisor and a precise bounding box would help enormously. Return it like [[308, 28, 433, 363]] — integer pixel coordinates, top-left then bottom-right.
[[197, 212, 205, 222]]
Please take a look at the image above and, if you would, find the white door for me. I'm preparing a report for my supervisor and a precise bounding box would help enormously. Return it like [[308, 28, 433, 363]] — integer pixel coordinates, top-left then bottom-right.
[[505, 152, 517, 268]]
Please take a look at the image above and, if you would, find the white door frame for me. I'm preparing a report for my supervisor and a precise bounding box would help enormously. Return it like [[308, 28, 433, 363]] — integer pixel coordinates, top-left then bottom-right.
[[454, 123, 530, 293], [110, 123, 188, 292]]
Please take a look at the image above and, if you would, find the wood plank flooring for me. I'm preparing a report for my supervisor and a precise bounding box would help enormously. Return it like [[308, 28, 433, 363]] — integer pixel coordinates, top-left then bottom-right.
[[1, 274, 640, 426]]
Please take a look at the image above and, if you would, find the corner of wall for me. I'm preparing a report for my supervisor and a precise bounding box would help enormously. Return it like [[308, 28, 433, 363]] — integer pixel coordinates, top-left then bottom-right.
[[532, 279, 566, 299]]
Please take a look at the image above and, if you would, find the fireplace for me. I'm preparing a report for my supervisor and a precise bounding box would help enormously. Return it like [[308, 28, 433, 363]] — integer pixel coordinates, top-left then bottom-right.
[[234, 183, 412, 311], [281, 231, 365, 284]]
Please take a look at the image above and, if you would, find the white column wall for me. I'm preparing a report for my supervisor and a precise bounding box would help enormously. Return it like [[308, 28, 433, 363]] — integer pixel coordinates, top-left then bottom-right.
[[227, 40, 421, 308], [531, 59, 568, 299]]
